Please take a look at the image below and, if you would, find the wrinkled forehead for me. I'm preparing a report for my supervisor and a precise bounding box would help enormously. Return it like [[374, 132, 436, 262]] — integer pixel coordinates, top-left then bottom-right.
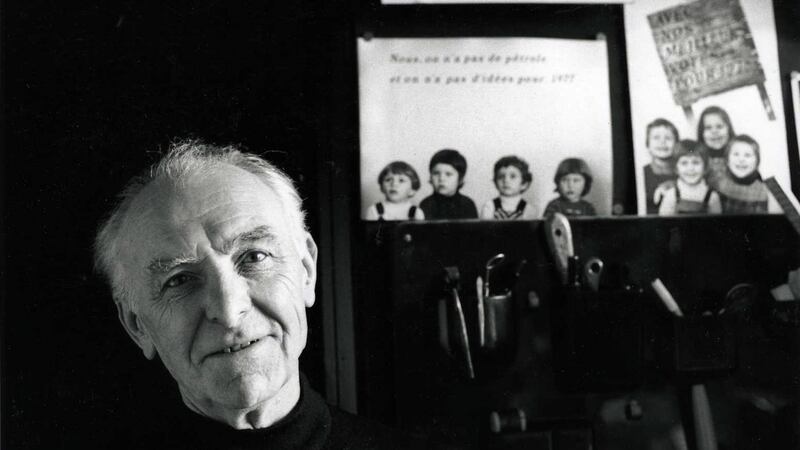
[[117, 165, 293, 268]]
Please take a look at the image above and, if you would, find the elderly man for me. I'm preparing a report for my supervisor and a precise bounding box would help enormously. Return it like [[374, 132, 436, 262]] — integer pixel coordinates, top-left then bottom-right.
[[94, 140, 420, 449]]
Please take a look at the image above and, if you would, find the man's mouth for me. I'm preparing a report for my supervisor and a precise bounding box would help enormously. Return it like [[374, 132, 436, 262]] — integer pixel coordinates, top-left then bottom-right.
[[221, 339, 261, 354]]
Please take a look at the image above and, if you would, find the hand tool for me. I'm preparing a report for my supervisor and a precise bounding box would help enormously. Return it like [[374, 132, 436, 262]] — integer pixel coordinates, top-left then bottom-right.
[[476, 276, 485, 347], [444, 267, 474, 378], [544, 213, 574, 284], [651, 278, 683, 317]]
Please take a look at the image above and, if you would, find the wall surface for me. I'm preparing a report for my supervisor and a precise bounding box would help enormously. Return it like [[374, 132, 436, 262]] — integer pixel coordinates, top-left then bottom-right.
[[3, 0, 800, 448]]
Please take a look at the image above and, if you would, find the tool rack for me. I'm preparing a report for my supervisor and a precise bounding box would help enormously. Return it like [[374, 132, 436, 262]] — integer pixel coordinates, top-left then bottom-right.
[[353, 215, 800, 449]]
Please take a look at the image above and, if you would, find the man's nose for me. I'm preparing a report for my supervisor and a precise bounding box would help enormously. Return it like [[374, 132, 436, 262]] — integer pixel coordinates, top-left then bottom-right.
[[205, 269, 252, 328]]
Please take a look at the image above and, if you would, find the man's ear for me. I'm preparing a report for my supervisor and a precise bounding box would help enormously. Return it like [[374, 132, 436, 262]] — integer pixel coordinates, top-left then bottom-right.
[[115, 298, 156, 360], [300, 232, 318, 308]]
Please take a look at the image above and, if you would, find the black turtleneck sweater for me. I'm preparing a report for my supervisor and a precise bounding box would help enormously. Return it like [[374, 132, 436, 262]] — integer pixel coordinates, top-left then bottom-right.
[[111, 374, 428, 450]]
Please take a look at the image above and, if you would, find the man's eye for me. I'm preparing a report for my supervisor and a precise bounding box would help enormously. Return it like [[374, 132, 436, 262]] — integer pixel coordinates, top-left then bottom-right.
[[165, 273, 192, 289], [241, 250, 269, 264]]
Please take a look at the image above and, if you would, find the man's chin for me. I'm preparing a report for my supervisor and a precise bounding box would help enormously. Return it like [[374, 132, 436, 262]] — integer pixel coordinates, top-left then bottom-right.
[[214, 370, 290, 410]]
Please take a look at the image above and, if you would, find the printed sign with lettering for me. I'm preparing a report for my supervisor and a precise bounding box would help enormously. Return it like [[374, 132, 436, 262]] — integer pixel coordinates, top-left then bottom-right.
[[648, 0, 764, 108]]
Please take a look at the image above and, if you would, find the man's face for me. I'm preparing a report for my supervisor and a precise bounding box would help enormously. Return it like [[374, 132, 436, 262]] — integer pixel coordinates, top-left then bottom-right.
[[115, 164, 316, 416]]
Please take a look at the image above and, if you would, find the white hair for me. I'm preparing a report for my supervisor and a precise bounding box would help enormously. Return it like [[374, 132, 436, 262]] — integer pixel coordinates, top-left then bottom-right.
[[94, 139, 307, 306]]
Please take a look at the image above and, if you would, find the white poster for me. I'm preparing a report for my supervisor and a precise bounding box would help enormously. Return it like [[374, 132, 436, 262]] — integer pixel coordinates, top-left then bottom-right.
[[358, 37, 613, 220], [625, 0, 788, 215]]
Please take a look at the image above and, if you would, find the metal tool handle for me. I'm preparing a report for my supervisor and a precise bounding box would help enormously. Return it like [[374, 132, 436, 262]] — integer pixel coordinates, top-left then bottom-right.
[[545, 212, 574, 284], [583, 257, 604, 292], [476, 276, 485, 348], [691, 384, 718, 450], [452, 288, 475, 379]]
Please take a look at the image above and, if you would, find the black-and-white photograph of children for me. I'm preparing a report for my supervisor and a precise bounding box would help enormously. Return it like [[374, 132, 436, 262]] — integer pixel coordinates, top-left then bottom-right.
[[627, 0, 791, 216], [657, 140, 722, 215], [358, 38, 615, 219], [543, 158, 597, 217], [639, 105, 782, 215], [365, 161, 425, 221], [480, 156, 537, 220]]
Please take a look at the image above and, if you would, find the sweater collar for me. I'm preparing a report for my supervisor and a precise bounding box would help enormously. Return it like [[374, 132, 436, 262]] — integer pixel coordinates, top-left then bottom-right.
[[167, 373, 332, 449]]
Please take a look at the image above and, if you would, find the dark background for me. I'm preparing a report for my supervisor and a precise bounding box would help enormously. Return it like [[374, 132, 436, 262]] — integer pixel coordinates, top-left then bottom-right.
[[3, 1, 800, 448], [3, 1, 354, 447]]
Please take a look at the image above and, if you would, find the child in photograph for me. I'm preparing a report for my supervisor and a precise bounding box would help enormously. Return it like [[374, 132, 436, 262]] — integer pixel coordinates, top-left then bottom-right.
[[697, 106, 735, 189], [480, 155, 537, 220], [420, 148, 478, 220], [543, 158, 597, 217], [716, 134, 769, 214], [642, 118, 680, 214], [365, 161, 425, 221], [657, 140, 722, 215]]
